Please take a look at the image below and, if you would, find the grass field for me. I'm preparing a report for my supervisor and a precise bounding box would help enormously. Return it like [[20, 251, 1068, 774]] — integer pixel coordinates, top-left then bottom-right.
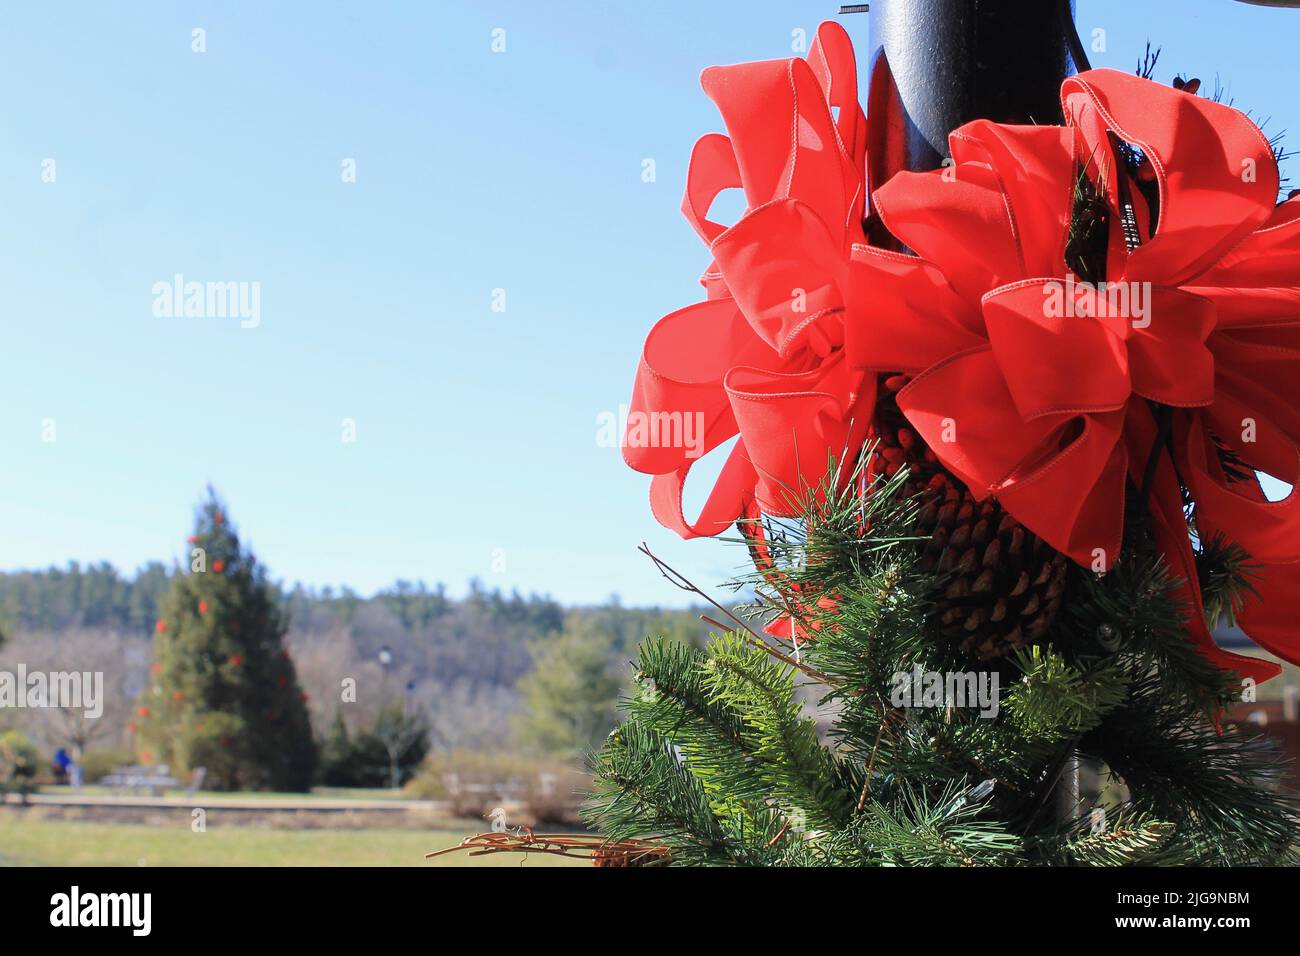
[[0, 818, 586, 867]]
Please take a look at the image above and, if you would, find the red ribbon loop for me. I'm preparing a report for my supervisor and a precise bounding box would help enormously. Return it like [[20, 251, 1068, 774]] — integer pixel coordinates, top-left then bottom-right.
[[625, 21, 871, 538]]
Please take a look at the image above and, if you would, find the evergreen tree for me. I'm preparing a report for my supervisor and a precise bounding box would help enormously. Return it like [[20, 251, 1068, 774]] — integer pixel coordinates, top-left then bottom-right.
[[371, 701, 433, 789], [318, 705, 430, 788], [319, 711, 354, 785], [141, 490, 316, 791], [514, 619, 621, 759]]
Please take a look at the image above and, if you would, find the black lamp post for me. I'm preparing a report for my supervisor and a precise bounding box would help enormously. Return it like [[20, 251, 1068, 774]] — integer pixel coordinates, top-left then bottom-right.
[[857, 0, 1084, 187], [845, 0, 1088, 819]]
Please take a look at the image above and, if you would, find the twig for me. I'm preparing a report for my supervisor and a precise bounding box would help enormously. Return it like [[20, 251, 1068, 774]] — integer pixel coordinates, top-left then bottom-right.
[[641, 542, 838, 685], [426, 831, 669, 864], [640, 542, 756, 638], [699, 614, 734, 634], [857, 720, 889, 811]]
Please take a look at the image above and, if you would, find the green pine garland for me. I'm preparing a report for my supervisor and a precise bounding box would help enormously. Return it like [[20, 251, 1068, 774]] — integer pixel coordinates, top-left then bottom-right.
[[584, 454, 1298, 866]]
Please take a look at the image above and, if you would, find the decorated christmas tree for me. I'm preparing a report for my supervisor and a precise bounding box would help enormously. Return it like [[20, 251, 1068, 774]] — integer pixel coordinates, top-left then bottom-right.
[[583, 12, 1300, 866], [141, 490, 316, 791]]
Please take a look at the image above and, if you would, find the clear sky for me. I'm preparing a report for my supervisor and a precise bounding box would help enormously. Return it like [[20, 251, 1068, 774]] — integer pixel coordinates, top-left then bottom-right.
[[0, 1, 1295, 606]]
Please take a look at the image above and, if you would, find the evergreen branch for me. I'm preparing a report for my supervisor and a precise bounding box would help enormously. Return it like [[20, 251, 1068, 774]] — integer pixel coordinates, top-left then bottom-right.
[[602, 430, 1298, 866], [1060, 532, 1237, 714], [627, 639, 771, 824], [1005, 645, 1128, 742], [1036, 807, 1176, 866], [826, 781, 1022, 867], [703, 634, 860, 830], [1088, 694, 1300, 865], [583, 719, 736, 865], [1194, 532, 1260, 630]]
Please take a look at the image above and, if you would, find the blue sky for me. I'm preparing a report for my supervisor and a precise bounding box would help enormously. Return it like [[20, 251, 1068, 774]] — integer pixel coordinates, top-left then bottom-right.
[[0, 1, 1295, 606]]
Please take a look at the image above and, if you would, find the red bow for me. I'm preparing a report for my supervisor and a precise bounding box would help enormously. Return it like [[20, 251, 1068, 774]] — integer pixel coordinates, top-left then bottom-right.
[[848, 69, 1300, 679], [623, 22, 873, 537]]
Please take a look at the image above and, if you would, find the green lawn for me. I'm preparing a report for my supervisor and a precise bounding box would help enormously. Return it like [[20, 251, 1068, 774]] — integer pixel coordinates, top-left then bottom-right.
[[0, 819, 586, 867]]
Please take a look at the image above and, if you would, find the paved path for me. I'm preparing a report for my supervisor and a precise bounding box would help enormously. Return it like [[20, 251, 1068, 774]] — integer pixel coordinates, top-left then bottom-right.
[[3, 792, 451, 813]]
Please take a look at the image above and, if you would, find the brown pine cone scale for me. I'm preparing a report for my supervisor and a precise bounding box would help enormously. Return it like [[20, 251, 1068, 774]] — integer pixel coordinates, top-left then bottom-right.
[[874, 375, 1068, 660]]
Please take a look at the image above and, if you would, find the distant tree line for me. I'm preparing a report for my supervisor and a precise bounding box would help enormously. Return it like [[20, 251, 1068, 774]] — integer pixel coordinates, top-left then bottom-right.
[[0, 562, 715, 771], [0, 564, 567, 644], [0, 561, 172, 634]]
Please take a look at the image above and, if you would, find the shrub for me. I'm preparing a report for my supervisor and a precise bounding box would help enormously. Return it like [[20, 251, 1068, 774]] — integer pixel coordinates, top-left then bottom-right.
[[405, 750, 590, 824], [79, 747, 132, 784], [0, 730, 39, 794]]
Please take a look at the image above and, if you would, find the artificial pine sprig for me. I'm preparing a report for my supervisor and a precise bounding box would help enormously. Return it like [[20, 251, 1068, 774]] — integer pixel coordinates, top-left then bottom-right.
[[1087, 686, 1299, 865], [585, 720, 738, 865], [1035, 806, 1176, 867], [1194, 532, 1260, 630], [588, 452, 1298, 865], [702, 633, 861, 831], [825, 780, 1022, 867]]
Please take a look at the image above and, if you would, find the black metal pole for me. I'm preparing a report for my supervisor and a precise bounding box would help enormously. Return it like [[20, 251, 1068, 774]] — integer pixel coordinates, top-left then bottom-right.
[[863, 0, 1082, 188], [847, 1, 1087, 822]]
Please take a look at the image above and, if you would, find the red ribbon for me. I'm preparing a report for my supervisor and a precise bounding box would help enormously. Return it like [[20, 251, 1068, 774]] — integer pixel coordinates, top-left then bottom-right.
[[628, 25, 1300, 678], [849, 69, 1300, 677], [624, 22, 873, 537]]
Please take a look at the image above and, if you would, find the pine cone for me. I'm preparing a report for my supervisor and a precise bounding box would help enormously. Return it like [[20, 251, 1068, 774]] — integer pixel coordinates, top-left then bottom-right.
[[874, 375, 1068, 659]]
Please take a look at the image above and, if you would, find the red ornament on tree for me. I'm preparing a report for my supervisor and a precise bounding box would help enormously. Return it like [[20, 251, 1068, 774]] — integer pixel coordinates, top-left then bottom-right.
[[172, 691, 185, 701], [126, 722, 138, 734], [213, 511, 224, 524], [198, 600, 209, 614], [137, 706, 150, 718], [155, 619, 167, 633], [212, 560, 225, 573], [230, 654, 244, 667], [151, 663, 162, 674]]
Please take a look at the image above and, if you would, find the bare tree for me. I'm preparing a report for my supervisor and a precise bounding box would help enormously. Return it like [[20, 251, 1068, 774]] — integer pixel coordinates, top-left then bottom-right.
[[0, 628, 140, 758]]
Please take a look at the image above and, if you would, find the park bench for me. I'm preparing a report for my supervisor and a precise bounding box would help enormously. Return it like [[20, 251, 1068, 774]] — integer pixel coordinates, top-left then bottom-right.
[[101, 764, 181, 796]]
